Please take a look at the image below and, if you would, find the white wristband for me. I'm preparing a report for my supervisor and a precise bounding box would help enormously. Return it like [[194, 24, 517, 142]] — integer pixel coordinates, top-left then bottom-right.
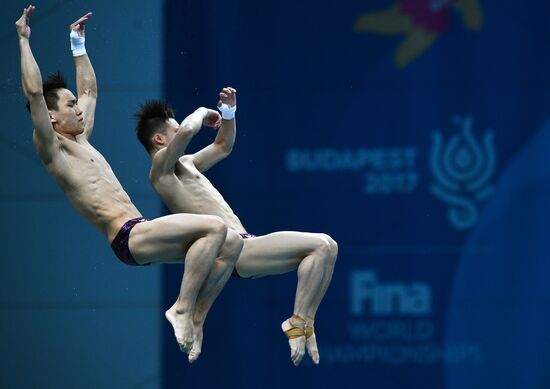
[[218, 103, 236, 120], [70, 30, 86, 56]]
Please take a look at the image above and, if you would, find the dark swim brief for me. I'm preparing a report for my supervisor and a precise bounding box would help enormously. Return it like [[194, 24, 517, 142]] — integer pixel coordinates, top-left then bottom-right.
[[239, 233, 257, 239], [232, 232, 257, 278], [110, 217, 149, 266]]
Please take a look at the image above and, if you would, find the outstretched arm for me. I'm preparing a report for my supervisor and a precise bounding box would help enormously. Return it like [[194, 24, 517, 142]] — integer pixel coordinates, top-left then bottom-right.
[[70, 12, 97, 140], [192, 87, 237, 172], [155, 107, 221, 175], [17, 5, 59, 163]]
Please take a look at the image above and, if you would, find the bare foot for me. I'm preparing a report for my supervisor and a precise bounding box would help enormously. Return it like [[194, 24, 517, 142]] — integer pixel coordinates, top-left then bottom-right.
[[188, 323, 204, 363], [281, 316, 306, 366], [305, 325, 320, 364], [165, 305, 194, 354]]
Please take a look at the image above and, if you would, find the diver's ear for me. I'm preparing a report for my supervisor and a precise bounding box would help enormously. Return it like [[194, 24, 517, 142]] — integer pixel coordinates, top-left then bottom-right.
[[153, 133, 165, 146], [48, 111, 57, 123]]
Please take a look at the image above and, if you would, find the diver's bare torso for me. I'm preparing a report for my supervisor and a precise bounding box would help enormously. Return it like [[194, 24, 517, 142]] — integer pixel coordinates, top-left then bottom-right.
[[36, 131, 141, 242], [152, 155, 245, 233]]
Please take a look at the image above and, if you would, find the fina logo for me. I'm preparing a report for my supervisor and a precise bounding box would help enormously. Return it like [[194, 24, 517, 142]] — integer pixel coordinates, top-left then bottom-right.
[[430, 115, 496, 230], [350, 270, 432, 316]]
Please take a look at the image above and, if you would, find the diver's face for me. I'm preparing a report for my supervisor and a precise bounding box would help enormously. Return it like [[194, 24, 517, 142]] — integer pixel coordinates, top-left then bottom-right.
[[50, 89, 84, 135]]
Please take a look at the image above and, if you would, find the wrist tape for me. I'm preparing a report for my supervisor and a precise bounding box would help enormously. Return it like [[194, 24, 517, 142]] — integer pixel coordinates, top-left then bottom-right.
[[70, 30, 86, 56], [218, 103, 236, 120]]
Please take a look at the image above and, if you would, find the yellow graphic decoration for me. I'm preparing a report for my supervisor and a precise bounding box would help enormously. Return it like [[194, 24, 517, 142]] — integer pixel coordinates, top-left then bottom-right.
[[354, 0, 483, 69]]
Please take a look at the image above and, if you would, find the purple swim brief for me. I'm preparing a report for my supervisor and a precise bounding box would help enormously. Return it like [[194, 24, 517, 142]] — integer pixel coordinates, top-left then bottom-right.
[[110, 217, 149, 266]]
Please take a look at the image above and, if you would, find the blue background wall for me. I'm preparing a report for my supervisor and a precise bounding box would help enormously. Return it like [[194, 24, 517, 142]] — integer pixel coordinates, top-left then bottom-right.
[[1, 0, 549, 388]]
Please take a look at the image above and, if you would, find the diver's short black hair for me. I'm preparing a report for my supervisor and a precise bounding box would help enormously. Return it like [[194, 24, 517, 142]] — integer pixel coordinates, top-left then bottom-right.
[[26, 71, 68, 113], [134, 100, 176, 153]]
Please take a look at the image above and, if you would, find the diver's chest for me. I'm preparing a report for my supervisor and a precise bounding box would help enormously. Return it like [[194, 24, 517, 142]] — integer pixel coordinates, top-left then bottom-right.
[[175, 160, 202, 180], [64, 143, 110, 170]]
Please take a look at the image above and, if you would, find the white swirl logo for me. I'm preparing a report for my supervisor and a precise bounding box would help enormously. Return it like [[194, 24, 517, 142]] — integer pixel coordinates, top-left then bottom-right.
[[430, 115, 496, 230]]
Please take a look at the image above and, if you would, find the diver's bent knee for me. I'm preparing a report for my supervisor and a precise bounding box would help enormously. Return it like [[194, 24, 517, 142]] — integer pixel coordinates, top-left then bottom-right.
[[313, 234, 332, 258], [205, 216, 228, 239], [199, 215, 227, 244], [317, 233, 338, 263], [327, 235, 338, 260]]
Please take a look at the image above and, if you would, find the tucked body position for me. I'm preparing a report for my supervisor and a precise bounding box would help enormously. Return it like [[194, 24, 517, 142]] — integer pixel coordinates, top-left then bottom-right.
[[135, 87, 338, 365], [17, 6, 242, 363]]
